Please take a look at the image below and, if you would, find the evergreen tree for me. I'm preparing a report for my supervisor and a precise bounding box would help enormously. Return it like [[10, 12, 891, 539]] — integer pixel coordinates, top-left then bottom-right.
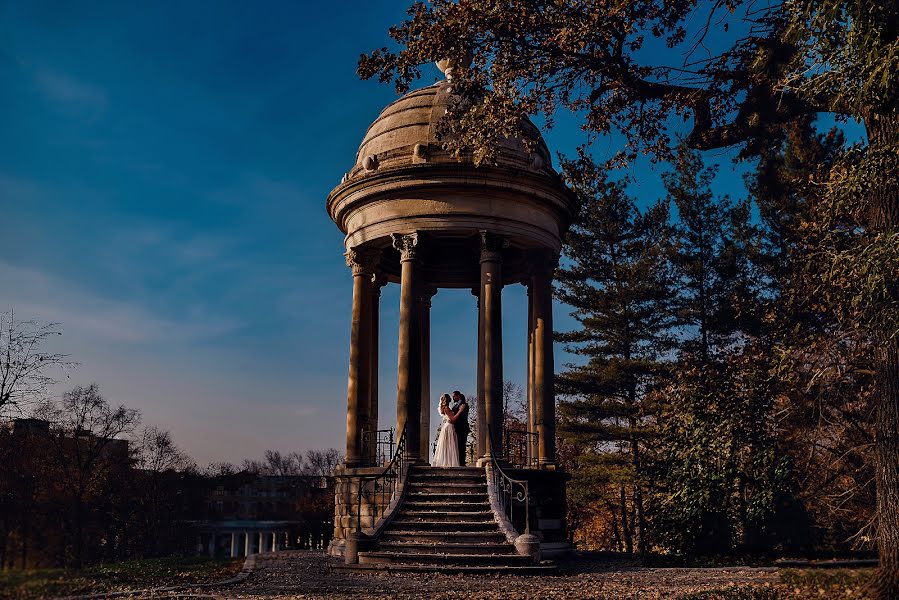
[[555, 153, 673, 554], [648, 148, 783, 555], [751, 117, 876, 550], [366, 3, 899, 591]]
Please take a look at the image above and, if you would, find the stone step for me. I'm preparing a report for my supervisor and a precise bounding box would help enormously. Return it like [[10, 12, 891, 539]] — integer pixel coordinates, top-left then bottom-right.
[[398, 510, 495, 522], [405, 483, 487, 495], [389, 519, 497, 532], [407, 481, 487, 489], [409, 472, 485, 483], [331, 562, 559, 575], [405, 491, 489, 502], [380, 531, 508, 545], [359, 551, 534, 567], [403, 501, 490, 512], [414, 466, 484, 475], [403, 494, 490, 506], [378, 541, 516, 555]]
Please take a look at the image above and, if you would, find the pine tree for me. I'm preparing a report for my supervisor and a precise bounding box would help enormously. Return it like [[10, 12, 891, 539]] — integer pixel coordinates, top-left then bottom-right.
[[555, 154, 673, 555], [648, 147, 778, 555], [751, 118, 876, 551]]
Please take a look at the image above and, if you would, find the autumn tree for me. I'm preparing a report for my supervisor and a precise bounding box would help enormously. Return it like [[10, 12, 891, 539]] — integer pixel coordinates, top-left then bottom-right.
[[0, 310, 74, 417], [750, 116, 876, 549], [651, 148, 789, 554], [38, 384, 140, 566], [555, 154, 673, 554], [132, 426, 197, 556], [361, 2, 898, 593]]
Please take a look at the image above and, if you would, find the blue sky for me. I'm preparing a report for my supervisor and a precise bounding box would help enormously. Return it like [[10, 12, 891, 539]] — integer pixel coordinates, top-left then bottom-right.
[[0, 1, 862, 466]]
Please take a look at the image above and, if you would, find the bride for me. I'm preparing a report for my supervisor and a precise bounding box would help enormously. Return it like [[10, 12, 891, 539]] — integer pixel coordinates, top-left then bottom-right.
[[432, 393, 460, 467]]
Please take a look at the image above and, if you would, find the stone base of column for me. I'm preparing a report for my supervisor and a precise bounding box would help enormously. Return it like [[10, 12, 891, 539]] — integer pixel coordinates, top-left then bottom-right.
[[478, 456, 513, 468], [331, 465, 397, 553], [345, 531, 374, 565]]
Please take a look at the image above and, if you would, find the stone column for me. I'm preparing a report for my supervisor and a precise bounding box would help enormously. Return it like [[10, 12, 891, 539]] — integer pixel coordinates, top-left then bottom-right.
[[419, 286, 436, 460], [344, 248, 378, 467], [392, 233, 422, 462], [473, 288, 486, 459], [271, 532, 278, 552], [531, 251, 558, 466], [230, 532, 237, 558], [526, 279, 537, 465], [258, 531, 265, 554], [479, 232, 506, 459], [244, 531, 251, 556], [366, 273, 386, 463]]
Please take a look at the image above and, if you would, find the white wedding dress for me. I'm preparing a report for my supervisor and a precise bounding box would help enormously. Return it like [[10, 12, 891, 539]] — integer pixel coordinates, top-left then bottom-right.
[[432, 411, 460, 467]]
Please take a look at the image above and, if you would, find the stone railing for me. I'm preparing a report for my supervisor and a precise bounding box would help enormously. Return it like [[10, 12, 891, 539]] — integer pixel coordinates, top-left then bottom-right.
[[486, 428, 540, 563], [343, 425, 410, 563]]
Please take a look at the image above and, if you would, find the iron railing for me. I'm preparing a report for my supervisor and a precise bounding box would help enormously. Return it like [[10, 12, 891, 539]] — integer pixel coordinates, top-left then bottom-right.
[[503, 426, 539, 469], [355, 425, 408, 534], [487, 428, 530, 535], [361, 427, 394, 466]]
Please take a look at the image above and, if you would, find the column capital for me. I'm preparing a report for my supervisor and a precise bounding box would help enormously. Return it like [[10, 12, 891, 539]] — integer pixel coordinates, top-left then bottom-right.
[[479, 231, 508, 263], [345, 247, 380, 277], [392, 232, 421, 263]]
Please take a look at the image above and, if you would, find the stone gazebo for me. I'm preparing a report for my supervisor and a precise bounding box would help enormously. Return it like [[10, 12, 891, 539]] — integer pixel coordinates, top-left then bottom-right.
[[327, 62, 578, 563]]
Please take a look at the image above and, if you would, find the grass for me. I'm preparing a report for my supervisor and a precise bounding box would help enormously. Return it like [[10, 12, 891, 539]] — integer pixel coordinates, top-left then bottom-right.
[[0, 556, 242, 600], [778, 568, 874, 598], [679, 587, 780, 600], [677, 568, 876, 599]]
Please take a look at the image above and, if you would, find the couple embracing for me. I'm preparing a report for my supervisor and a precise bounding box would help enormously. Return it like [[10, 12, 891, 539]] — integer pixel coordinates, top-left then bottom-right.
[[432, 391, 469, 467]]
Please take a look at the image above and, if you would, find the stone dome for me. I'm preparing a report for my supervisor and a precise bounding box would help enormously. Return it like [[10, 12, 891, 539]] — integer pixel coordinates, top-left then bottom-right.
[[344, 80, 554, 182], [327, 76, 577, 288]]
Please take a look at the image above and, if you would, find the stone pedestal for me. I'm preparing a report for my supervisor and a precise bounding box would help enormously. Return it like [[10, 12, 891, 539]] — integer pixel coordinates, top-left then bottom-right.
[[329, 464, 397, 557], [514, 533, 541, 563]]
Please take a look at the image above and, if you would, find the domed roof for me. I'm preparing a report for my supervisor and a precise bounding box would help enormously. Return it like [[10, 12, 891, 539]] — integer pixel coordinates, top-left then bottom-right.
[[327, 72, 578, 276], [343, 80, 554, 182]]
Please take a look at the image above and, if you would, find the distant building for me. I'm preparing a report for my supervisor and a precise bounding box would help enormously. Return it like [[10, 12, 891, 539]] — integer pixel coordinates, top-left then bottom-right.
[[2, 418, 335, 567], [187, 473, 334, 558]]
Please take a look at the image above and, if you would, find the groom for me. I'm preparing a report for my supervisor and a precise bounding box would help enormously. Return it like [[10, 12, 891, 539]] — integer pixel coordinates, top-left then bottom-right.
[[450, 391, 469, 465]]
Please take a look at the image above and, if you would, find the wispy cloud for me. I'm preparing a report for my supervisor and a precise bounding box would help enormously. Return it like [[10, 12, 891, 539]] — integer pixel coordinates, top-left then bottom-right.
[[0, 261, 241, 344], [120, 225, 238, 269], [33, 69, 108, 118]]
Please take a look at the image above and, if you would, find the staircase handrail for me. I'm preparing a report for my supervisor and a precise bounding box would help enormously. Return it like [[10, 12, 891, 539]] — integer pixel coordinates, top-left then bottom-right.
[[486, 428, 530, 538], [354, 424, 410, 536]]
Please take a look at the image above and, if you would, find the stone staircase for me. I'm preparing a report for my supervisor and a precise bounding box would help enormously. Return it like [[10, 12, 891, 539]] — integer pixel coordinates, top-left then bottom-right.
[[347, 465, 556, 574]]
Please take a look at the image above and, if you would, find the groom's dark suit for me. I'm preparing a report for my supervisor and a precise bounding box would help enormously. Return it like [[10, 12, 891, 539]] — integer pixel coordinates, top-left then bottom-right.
[[452, 396, 469, 465]]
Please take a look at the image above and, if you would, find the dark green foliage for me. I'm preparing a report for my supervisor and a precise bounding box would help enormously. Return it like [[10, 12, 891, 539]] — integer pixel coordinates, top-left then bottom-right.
[[645, 146, 815, 557], [362, 1, 897, 592], [556, 152, 673, 554], [749, 118, 875, 550]]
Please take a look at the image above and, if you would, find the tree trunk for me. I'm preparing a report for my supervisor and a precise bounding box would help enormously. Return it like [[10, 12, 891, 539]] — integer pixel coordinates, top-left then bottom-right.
[[630, 419, 647, 556], [865, 112, 899, 600], [608, 500, 623, 552], [620, 484, 633, 553]]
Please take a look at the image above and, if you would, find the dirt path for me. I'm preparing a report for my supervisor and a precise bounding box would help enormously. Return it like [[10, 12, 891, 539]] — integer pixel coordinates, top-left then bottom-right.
[[206, 550, 780, 599]]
